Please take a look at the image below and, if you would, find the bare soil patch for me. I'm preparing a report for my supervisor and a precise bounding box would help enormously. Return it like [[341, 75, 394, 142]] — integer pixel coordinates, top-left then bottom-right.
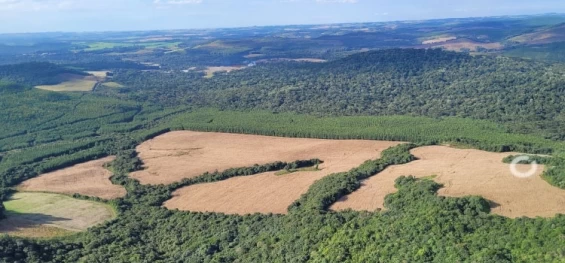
[[19, 156, 126, 200], [159, 132, 401, 214], [330, 146, 565, 218], [0, 192, 115, 237]]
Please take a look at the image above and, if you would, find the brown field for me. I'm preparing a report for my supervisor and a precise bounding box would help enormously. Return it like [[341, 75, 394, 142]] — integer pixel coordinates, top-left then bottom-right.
[[203, 66, 245, 78], [0, 192, 115, 238], [422, 36, 457, 44], [18, 156, 126, 200], [330, 146, 565, 218], [159, 132, 402, 214], [132, 131, 401, 185]]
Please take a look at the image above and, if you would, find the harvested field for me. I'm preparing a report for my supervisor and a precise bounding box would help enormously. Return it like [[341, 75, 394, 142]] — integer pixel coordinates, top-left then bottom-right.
[[160, 132, 401, 214], [330, 146, 565, 218], [0, 192, 115, 237], [18, 156, 126, 200], [133, 131, 401, 185], [164, 170, 327, 214]]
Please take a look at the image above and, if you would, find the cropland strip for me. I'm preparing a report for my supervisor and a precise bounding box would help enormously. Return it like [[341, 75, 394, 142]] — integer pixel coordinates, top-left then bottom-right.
[[330, 146, 564, 218], [132, 131, 402, 185], [19, 156, 126, 200]]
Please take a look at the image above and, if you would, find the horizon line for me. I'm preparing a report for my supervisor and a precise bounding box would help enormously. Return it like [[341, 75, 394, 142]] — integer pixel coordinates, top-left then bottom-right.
[[1, 12, 563, 36]]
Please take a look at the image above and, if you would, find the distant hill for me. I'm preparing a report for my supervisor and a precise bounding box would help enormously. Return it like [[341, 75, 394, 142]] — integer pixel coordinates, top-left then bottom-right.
[[509, 23, 565, 45], [109, 48, 565, 139], [0, 62, 87, 86]]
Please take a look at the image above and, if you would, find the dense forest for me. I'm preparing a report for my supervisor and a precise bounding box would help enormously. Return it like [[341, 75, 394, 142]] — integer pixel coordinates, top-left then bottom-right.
[[104, 49, 565, 140], [1, 47, 565, 262], [0, 63, 87, 86]]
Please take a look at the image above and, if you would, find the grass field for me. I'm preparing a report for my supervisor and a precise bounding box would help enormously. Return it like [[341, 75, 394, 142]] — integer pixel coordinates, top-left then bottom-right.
[[331, 146, 565, 218], [0, 192, 115, 238]]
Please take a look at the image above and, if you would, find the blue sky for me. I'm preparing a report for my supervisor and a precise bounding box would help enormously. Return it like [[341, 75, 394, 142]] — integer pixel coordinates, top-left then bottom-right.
[[1, 0, 565, 33]]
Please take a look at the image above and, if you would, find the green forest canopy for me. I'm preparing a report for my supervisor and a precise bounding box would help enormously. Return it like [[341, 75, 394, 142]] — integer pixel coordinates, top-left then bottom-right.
[[1, 49, 565, 262]]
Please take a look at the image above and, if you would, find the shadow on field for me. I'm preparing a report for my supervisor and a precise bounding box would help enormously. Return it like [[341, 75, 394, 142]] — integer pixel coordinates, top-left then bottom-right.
[[0, 213, 71, 233], [488, 200, 501, 209]]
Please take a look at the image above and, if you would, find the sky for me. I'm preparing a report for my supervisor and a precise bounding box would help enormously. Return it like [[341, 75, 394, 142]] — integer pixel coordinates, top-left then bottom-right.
[[1, 0, 565, 33]]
